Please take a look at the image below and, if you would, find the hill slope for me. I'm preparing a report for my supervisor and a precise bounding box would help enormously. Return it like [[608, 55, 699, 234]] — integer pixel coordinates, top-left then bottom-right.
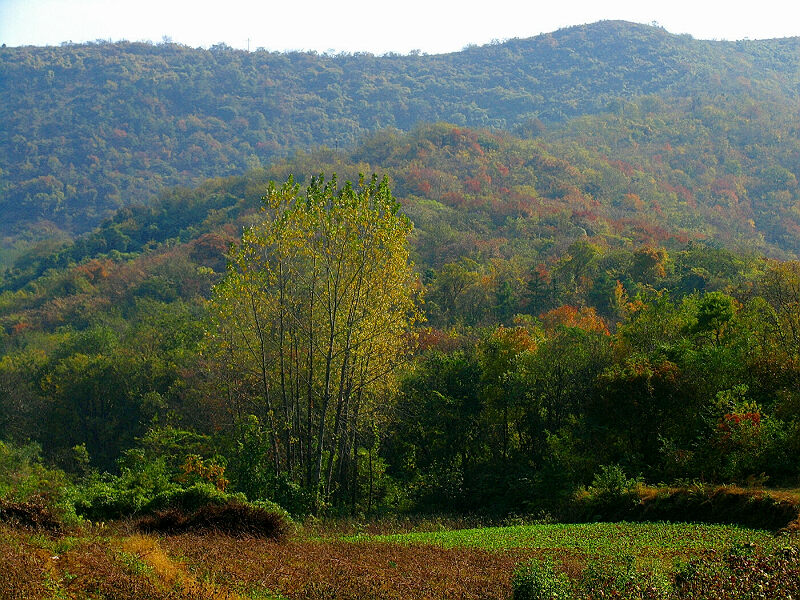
[[0, 122, 774, 329], [3, 20, 800, 240]]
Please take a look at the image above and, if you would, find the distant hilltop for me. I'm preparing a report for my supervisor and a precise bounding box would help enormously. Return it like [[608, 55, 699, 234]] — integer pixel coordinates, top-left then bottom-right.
[[2, 19, 800, 238]]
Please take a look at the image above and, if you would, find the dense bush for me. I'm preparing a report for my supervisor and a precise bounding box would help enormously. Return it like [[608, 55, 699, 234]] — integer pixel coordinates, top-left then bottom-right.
[[0, 440, 69, 503], [72, 453, 176, 520], [568, 482, 800, 530], [135, 500, 291, 539], [512, 560, 572, 600], [68, 433, 297, 524], [0, 440, 78, 525], [572, 464, 642, 520], [74, 463, 268, 522], [144, 481, 240, 512], [250, 498, 294, 526]]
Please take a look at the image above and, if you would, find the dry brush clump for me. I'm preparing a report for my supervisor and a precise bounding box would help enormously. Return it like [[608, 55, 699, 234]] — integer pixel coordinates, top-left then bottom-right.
[[0, 526, 189, 600], [0, 495, 62, 531], [572, 483, 800, 531], [637, 486, 800, 531], [135, 500, 290, 539]]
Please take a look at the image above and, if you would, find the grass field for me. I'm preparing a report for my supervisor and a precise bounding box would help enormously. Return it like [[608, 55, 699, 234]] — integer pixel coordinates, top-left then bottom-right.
[[1, 520, 797, 599]]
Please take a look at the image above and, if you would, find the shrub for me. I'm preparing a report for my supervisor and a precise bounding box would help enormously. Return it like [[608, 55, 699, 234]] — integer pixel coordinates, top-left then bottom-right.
[[250, 498, 294, 526], [72, 446, 230, 520], [0, 495, 62, 530], [0, 440, 68, 504], [575, 464, 642, 520], [512, 559, 572, 600], [72, 472, 170, 520], [145, 481, 241, 513], [0, 440, 78, 526], [70, 443, 299, 524], [589, 464, 641, 499], [135, 500, 290, 539]]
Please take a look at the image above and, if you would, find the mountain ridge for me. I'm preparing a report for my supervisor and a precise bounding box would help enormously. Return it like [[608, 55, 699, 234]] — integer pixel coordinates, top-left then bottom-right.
[[3, 20, 800, 246]]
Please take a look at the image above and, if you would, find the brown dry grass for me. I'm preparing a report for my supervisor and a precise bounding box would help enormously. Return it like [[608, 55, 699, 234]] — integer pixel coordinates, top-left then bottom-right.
[[51, 538, 175, 599], [0, 526, 53, 600], [121, 534, 247, 599], [1, 522, 526, 600], [0, 525, 215, 600], [162, 533, 525, 599]]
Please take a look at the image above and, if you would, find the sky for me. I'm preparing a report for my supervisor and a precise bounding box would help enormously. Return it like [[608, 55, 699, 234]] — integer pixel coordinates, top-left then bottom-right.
[[2, 0, 800, 55]]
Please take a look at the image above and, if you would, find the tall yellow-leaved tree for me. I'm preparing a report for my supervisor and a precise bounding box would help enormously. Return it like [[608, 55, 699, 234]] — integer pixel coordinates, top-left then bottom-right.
[[207, 174, 420, 502]]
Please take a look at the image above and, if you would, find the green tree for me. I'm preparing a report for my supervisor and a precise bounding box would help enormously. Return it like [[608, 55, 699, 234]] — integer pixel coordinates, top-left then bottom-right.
[[512, 326, 612, 462], [692, 291, 736, 346], [388, 348, 484, 509]]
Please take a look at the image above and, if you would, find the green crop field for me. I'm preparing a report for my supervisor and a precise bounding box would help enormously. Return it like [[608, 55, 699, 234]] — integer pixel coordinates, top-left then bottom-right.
[[346, 521, 783, 572], [352, 521, 776, 553]]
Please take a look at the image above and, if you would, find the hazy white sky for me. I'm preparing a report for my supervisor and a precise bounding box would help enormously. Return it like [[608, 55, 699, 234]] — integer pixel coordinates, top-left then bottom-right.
[[2, 0, 800, 54]]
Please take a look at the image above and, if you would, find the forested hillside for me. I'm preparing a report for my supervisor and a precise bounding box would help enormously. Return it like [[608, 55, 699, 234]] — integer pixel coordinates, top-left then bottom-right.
[[4, 21, 800, 526], [3, 20, 800, 244], [3, 126, 800, 515], [5, 112, 800, 297]]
